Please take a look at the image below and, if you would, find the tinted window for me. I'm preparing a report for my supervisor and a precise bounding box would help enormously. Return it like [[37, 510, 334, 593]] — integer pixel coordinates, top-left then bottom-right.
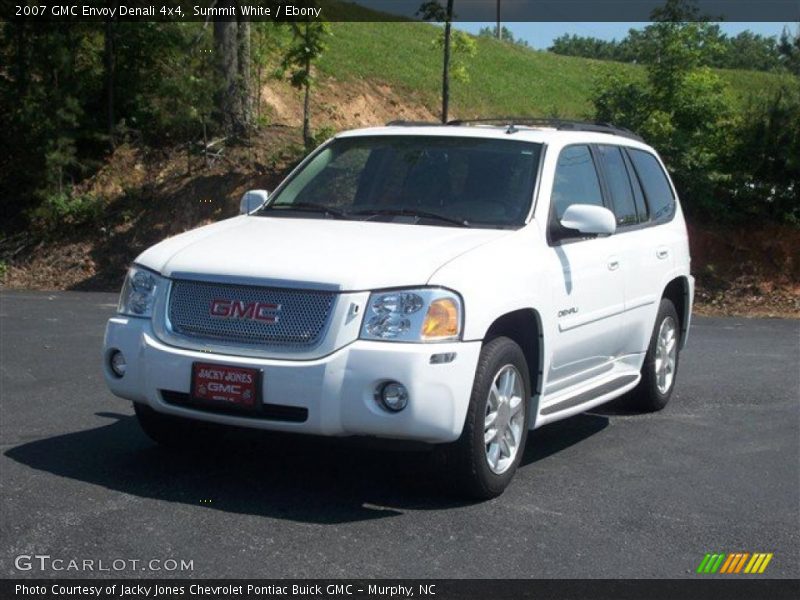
[[295, 147, 370, 207], [264, 136, 542, 227], [622, 150, 648, 222], [551, 145, 604, 220], [598, 145, 638, 226], [628, 149, 675, 223]]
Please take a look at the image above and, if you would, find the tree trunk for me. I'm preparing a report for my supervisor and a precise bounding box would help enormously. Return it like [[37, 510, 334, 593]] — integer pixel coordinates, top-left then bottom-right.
[[441, 1, 454, 123], [303, 50, 312, 148], [237, 14, 252, 132], [104, 13, 115, 147], [214, 1, 241, 135], [14, 23, 28, 98]]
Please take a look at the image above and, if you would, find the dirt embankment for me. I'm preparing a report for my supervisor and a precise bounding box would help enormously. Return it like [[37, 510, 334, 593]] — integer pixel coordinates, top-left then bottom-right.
[[1, 79, 797, 318], [260, 79, 437, 129], [688, 224, 799, 317]]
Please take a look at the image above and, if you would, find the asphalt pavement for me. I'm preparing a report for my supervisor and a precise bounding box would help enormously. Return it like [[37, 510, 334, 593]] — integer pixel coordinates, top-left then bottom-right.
[[0, 290, 798, 579]]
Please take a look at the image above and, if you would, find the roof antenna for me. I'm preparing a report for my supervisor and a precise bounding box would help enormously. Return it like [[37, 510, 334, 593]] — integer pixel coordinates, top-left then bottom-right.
[[505, 122, 518, 134]]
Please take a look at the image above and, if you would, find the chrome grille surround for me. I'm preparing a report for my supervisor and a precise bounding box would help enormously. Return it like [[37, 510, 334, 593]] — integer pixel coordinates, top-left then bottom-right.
[[167, 279, 336, 350]]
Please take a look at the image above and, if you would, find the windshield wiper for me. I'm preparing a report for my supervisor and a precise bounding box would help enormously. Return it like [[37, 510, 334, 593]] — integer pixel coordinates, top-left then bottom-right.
[[264, 202, 349, 219], [353, 208, 470, 227]]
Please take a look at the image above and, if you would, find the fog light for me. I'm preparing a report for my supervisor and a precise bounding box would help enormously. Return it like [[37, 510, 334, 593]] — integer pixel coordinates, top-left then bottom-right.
[[110, 350, 126, 377], [376, 381, 409, 412]]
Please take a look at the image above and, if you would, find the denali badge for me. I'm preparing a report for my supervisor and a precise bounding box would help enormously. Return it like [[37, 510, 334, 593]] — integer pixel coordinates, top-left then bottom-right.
[[210, 299, 281, 323]]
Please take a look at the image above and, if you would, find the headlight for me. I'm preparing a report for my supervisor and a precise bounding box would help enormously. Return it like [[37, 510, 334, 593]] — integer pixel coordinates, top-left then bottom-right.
[[118, 265, 163, 318], [360, 288, 462, 342]]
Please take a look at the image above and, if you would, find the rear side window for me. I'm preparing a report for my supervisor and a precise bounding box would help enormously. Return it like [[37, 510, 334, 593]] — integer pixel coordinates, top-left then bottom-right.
[[622, 150, 648, 222], [627, 149, 675, 223], [551, 145, 604, 220], [597, 145, 638, 227]]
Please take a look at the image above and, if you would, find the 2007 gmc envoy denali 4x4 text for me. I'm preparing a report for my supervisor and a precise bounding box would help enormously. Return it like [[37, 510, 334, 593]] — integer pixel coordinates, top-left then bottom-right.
[[104, 119, 694, 498]]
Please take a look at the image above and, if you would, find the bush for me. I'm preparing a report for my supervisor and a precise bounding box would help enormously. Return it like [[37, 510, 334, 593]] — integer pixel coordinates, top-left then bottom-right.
[[310, 125, 337, 147], [29, 190, 105, 233], [723, 82, 800, 224], [592, 18, 799, 226]]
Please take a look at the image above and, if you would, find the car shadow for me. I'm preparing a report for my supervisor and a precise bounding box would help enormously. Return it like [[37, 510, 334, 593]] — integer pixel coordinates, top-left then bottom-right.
[[4, 411, 608, 523], [521, 412, 608, 466]]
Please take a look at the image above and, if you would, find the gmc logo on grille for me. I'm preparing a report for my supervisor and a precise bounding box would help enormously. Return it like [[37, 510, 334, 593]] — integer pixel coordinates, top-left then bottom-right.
[[210, 299, 281, 323]]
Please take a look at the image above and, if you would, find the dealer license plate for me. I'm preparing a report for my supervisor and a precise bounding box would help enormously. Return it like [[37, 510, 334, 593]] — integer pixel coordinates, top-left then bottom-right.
[[190, 362, 261, 410]]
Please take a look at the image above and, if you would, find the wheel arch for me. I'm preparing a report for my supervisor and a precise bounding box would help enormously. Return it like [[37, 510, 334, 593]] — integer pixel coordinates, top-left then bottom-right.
[[482, 308, 544, 402], [662, 276, 691, 349]]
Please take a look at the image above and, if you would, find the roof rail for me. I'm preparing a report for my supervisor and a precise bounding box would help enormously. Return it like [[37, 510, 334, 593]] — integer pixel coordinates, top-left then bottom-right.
[[445, 117, 644, 142], [384, 120, 442, 127]]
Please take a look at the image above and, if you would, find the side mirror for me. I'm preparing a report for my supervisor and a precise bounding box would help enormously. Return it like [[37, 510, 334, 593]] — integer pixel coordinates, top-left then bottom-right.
[[560, 204, 616, 236], [240, 190, 269, 215]]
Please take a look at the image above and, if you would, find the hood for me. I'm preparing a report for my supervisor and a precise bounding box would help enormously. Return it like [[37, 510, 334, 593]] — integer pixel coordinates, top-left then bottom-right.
[[136, 215, 511, 291]]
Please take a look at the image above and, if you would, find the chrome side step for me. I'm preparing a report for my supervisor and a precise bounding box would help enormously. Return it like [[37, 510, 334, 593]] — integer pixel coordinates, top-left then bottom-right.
[[540, 374, 638, 416]]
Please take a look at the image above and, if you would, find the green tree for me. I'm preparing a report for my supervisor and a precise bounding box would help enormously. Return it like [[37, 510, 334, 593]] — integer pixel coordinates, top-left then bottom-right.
[[549, 1, 786, 74], [592, 11, 733, 217], [418, 0, 453, 122], [434, 28, 477, 85], [593, 4, 800, 225], [418, 1, 477, 122], [478, 25, 529, 48], [280, 18, 330, 148], [0, 22, 222, 230], [778, 26, 800, 75], [724, 82, 800, 224]]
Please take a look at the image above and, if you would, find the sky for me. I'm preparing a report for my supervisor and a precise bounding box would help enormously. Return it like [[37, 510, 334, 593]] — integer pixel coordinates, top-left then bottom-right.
[[456, 22, 797, 49]]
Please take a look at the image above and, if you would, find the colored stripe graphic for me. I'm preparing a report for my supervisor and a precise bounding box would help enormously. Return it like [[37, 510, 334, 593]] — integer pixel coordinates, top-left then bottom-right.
[[757, 554, 773, 573], [696, 554, 712, 574], [719, 553, 739, 574], [697, 552, 772, 574], [734, 553, 750, 573], [719, 554, 736, 574], [745, 553, 774, 574], [701, 554, 725, 573]]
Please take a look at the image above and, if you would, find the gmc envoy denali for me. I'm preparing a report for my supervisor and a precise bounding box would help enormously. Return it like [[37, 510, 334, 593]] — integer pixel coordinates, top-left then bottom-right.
[[104, 119, 694, 498]]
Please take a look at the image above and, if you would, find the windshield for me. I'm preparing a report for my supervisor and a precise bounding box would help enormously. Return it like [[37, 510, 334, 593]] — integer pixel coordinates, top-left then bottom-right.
[[259, 135, 543, 228]]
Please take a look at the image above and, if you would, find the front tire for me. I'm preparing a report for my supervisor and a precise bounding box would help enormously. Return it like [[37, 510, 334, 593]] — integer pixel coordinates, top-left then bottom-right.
[[445, 337, 530, 499], [626, 298, 681, 412]]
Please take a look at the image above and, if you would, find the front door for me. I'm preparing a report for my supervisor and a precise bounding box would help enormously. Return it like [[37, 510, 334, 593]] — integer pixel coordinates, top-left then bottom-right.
[[545, 145, 626, 394]]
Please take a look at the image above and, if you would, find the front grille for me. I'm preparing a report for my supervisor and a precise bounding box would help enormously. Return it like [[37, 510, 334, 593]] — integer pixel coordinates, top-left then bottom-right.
[[167, 279, 335, 349], [161, 390, 308, 422]]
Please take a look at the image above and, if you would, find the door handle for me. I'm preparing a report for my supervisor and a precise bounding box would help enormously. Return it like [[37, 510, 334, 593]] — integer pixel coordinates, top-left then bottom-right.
[[656, 247, 670, 260], [607, 258, 620, 271]]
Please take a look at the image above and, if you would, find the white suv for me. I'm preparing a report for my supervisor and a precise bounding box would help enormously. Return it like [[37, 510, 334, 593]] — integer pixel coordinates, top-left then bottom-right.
[[103, 120, 694, 498]]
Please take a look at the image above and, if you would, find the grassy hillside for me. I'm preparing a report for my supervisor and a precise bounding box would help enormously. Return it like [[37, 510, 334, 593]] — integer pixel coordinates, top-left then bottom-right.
[[317, 22, 789, 121], [3, 22, 797, 316]]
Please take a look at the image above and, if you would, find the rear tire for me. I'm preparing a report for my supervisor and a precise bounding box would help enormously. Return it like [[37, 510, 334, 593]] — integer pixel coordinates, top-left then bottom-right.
[[444, 337, 530, 500], [625, 298, 680, 412], [134, 402, 211, 449]]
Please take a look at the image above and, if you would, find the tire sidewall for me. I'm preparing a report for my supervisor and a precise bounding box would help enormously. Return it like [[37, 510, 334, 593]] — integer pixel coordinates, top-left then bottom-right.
[[643, 299, 681, 409], [466, 337, 531, 496]]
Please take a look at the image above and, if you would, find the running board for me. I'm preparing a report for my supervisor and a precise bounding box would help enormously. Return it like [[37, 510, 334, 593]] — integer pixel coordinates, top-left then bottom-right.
[[540, 374, 639, 416]]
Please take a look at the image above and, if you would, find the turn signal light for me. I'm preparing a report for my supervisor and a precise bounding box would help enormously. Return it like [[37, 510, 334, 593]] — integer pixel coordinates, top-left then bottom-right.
[[421, 298, 460, 340]]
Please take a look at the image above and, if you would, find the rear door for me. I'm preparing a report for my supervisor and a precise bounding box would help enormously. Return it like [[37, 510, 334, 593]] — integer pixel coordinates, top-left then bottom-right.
[[544, 144, 626, 394], [595, 144, 677, 357]]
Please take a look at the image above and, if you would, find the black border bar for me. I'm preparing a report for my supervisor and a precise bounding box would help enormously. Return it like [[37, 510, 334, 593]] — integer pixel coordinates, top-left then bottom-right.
[[3, 579, 800, 600], [2, 0, 799, 22]]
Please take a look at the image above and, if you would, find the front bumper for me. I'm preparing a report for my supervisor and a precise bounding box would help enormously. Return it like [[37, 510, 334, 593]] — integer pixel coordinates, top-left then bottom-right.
[[103, 317, 481, 443]]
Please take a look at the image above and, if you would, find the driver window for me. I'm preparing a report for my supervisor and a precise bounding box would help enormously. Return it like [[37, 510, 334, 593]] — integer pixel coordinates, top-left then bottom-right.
[[552, 145, 604, 220], [294, 147, 371, 208]]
